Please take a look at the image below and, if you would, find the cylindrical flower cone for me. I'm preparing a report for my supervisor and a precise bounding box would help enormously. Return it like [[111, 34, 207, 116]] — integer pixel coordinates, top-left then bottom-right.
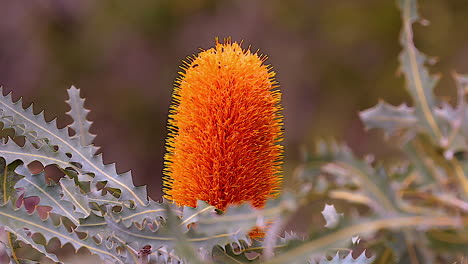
[[164, 40, 283, 212]]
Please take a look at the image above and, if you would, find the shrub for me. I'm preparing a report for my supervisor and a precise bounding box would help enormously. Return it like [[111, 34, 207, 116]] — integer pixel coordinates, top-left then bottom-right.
[[0, 0, 466, 263]]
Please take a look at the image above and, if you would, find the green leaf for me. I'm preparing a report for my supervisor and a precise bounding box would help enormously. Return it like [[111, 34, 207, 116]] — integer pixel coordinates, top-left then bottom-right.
[[0, 88, 148, 206], [65, 86, 97, 152], [359, 101, 418, 137], [0, 202, 125, 264], [397, 0, 442, 141]]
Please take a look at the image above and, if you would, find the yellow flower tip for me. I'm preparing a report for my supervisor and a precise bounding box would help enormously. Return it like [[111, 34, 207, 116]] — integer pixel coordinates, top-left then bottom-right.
[[163, 40, 284, 211]]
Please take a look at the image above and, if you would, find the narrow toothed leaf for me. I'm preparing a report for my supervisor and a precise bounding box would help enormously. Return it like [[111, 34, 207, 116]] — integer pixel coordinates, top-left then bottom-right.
[[104, 214, 245, 255], [0, 202, 125, 264], [318, 250, 374, 264], [319, 141, 398, 215], [0, 140, 72, 171], [111, 198, 180, 227], [397, 0, 442, 141], [77, 213, 111, 238], [14, 165, 82, 225], [59, 178, 91, 218], [65, 86, 97, 152], [182, 200, 262, 239], [359, 101, 418, 137], [78, 199, 178, 239], [0, 88, 148, 206], [435, 74, 468, 155], [95, 199, 286, 258]]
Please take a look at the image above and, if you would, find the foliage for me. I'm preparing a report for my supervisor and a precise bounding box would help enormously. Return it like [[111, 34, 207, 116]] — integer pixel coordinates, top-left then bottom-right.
[[0, 0, 467, 263]]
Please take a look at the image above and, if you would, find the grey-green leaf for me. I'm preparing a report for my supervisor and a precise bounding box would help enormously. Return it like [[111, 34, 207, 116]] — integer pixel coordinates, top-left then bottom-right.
[[14, 165, 82, 225], [66, 86, 97, 152], [0, 202, 125, 264], [359, 101, 418, 137], [317, 251, 374, 264], [0, 88, 148, 206], [397, 0, 442, 141], [59, 178, 91, 218], [435, 74, 468, 155]]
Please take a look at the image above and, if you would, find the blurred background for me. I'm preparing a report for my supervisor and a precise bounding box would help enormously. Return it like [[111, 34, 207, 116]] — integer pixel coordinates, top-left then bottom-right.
[[0, 0, 467, 200]]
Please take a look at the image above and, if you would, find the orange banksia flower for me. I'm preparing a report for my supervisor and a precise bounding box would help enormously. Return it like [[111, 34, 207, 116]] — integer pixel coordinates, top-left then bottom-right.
[[163, 40, 283, 211]]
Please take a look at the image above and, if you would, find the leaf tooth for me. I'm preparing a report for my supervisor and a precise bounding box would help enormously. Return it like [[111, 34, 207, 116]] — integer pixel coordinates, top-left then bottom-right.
[[119, 170, 134, 183], [3, 89, 13, 101], [104, 163, 117, 175]]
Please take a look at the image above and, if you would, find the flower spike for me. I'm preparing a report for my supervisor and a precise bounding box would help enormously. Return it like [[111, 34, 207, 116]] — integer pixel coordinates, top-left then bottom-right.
[[164, 39, 284, 211]]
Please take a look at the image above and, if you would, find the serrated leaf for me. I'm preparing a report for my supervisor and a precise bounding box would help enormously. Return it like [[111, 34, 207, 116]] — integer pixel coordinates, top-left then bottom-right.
[[149, 246, 183, 264], [397, 0, 442, 141], [263, 214, 465, 264], [79, 199, 275, 258], [59, 178, 91, 218], [402, 136, 448, 185], [181, 200, 260, 238], [212, 243, 260, 264], [14, 165, 81, 225], [165, 202, 204, 264], [435, 74, 468, 155], [77, 199, 179, 239], [114, 198, 180, 227], [0, 88, 148, 206], [104, 209, 247, 254], [66, 86, 97, 152], [0, 140, 74, 172], [319, 141, 397, 215], [0, 202, 125, 264], [359, 101, 418, 137], [318, 251, 374, 264]]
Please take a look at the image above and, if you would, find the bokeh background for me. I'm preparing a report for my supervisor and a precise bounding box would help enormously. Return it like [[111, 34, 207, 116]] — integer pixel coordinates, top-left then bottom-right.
[[1, 0, 467, 200]]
